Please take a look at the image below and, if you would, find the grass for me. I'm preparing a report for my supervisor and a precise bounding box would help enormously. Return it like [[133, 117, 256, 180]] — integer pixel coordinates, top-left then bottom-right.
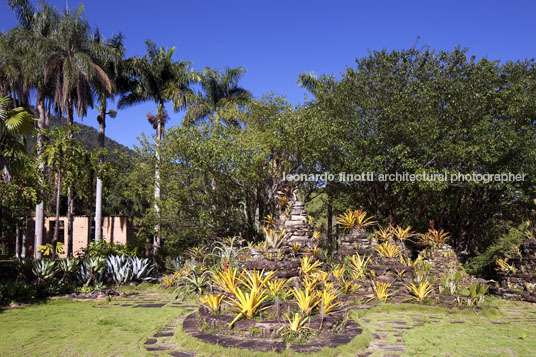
[[1, 285, 536, 356], [356, 299, 536, 356], [0, 284, 179, 356]]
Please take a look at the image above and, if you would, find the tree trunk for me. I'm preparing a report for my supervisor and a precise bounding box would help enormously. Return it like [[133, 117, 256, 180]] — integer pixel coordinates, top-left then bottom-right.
[[327, 191, 333, 252], [95, 108, 106, 241], [15, 223, 20, 259], [21, 216, 27, 258], [34, 93, 48, 259], [52, 169, 61, 259], [66, 103, 74, 257], [153, 119, 162, 255]]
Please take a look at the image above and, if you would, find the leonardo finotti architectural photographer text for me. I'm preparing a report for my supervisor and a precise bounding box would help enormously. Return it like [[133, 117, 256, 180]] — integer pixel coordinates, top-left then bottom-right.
[[283, 172, 526, 183]]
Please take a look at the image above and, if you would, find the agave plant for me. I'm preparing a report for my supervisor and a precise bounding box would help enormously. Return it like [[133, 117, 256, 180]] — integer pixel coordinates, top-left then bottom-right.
[[210, 236, 248, 267], [56, 258, 80, 283], [32, 259, 56, 281], [164, 256, 185, 272], [176, 269, 212, 297], [130, 257, 153, 281], [106, 255, 132, 285]]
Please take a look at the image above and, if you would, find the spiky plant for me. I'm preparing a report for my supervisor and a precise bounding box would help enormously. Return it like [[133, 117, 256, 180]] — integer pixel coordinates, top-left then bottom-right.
[[319, 289, 341, 315], [392, 225, 414, 241], [375, 242, 402, 259], [282, 313, 309, 337], [292, 286, 320, 315], [263, 227, 287, 249], [240, 269, 275, 292], [200, 293, 224, 313], [348, 253, 370, 280], [266, 278, 291, 299], [228, 286, 268, 327], [374, 226, 393, 242], [212, 266, 242, 295], [299, 256, 322, 275], [405, 281, 434, 302], [369, 281, 391, 302]]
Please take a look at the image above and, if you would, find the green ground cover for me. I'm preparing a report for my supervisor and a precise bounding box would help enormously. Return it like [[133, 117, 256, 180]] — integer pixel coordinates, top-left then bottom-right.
[[1, 285, 535, 356]]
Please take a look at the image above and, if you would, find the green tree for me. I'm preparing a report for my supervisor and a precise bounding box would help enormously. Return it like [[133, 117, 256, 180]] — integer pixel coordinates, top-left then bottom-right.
[[118, 40, 195, 253], [184, 66, 251, 126], [90, 30, 125, 242], [44, 4, 113, 256], [7, 0, 59, 258]]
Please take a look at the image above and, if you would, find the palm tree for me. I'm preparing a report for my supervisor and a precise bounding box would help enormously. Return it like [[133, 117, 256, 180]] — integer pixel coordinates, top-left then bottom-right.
[[91, 31, 124, 242], [118, 40, 195, 254], [8, 0, 59, 258], [0, 96, 34, 179], [183, 66, 251, 126], [44, 5, 113, 255]]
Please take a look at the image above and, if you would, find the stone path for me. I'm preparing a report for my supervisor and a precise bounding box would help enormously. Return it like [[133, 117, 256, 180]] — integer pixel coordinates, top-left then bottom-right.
[[91, 291, 536, 356]]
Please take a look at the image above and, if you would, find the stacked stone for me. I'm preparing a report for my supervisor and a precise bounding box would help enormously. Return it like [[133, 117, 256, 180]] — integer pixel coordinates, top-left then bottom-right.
[[497, 238, 536, 290], [419, 244, 460, 277], [338, 230, 376, 257], [279, 201, 316, 248]]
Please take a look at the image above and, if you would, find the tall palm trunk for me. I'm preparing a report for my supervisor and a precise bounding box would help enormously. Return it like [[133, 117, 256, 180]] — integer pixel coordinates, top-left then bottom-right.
[[95, 103, 106, 241], [52, 167, 61, 259], [21, 216, 28, 258], [153, 117, 162, 254], [34, 91, 48, 258], [66, 101, 74, 257]]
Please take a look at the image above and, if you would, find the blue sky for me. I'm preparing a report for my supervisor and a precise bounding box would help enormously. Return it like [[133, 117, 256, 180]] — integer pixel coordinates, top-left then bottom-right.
[[1, 0, 535, 148]]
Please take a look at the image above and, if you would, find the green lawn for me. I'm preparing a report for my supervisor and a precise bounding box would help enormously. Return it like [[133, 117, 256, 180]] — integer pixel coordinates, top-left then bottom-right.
[[1, 287, 535, 356], [0, 287, 179, 356]]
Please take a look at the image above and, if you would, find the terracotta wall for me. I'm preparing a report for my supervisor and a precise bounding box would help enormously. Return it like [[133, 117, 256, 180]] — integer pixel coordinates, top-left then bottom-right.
[[21, 216, 132, 257]]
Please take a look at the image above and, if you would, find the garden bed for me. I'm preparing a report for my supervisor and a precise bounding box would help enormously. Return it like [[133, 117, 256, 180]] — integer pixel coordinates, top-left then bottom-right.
[[182, 306, 363, 353]]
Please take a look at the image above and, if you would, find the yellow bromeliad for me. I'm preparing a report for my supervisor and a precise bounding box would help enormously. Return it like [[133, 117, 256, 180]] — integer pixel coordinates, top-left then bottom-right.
[[348, 253, 370, 280], [319, 289, 341, 315], [300, 256, 322, 275], [199, 293, 224, 313], [212, 266, 242, 295], [228, 286, 268, 327], [240, 269, 275, 291], [266, 278, 291, 299], [392, 225, 414, 241], [405, 281, 434, 302], [282, 313, 309, 336], [375, 241, 402, 258], [292, 286, 320, 315], [369, 281, 391, 302]]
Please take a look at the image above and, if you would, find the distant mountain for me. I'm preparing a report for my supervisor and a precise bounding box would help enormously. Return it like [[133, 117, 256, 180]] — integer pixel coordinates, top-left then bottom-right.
[[27, 110, 135, 157]]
